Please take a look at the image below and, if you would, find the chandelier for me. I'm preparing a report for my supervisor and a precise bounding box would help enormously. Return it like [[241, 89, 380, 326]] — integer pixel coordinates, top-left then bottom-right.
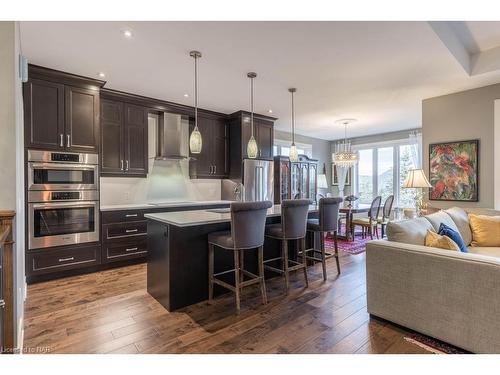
[[332, 119, 358, 168]]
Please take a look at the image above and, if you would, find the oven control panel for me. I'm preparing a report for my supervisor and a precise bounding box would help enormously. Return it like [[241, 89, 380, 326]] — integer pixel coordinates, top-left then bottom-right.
[[50, 153, 81, 163], [51, 192, 81, 200]]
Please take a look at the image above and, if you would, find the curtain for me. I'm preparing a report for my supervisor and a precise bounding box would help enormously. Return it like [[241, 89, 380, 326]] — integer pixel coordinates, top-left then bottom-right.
[[336, 166, 348, 197], [408, 131, 422, 169]]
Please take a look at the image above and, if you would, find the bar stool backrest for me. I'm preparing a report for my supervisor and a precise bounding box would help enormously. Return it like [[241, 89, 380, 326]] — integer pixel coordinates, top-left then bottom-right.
[[281, 199, 311, 239], [383, 195, 394, 219], [230, 200, 273, 249], [318, 197, 343, 232], [368, 196, 382, 220]]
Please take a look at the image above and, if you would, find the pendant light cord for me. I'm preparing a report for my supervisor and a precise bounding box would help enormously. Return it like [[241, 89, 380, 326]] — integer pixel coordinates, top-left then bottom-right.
[[291, 90, 295, 145], [194, 55, 198, 130], [250, 76, 254, 137]]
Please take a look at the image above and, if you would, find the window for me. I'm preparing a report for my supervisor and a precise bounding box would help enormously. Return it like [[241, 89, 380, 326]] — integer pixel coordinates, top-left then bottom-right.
[[274, 139, 312, 158], [353, 139, 417, 208], [358, 149, 374, 204]]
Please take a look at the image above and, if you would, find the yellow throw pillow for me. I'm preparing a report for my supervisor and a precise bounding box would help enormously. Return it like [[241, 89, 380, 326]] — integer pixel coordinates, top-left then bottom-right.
[[469, 214, 500, 247], [424, 230, 460, 251]]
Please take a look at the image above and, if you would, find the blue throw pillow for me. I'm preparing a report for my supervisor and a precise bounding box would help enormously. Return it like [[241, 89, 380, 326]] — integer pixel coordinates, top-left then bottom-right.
[[438, 223, 468, 253]]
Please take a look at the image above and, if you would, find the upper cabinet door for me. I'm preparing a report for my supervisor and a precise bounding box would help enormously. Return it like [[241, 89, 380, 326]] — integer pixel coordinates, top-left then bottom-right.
[[65, 86, 99, 152], [100, 99, 124, 175], [211, 118, 229, 177], [24, 79, 65, 150], [124, 104, 148, 176], [256, 120, 274, 159]]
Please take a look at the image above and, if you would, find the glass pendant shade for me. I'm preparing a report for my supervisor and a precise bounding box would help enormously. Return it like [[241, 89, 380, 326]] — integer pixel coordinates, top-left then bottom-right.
[[247, 135, 258, 159], [289, 143, 299, 162], [189, 126, 202, 154]]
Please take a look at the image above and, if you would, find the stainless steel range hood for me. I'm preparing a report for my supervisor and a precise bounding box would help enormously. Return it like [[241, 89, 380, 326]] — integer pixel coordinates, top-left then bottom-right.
[[155, 112, 190, 160]]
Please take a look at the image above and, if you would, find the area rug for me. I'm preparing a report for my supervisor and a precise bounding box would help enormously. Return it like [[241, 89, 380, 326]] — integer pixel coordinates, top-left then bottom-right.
[[403, 333, 468, 354], [324, 229, 369, 255]]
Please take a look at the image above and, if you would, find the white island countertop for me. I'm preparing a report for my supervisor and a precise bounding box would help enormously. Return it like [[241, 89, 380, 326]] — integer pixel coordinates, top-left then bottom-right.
[[144, 204, 319, 227], [100, 200, 232, 212]]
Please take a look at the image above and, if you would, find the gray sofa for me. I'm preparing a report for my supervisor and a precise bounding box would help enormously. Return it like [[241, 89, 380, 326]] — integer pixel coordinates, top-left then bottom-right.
[[366, 207, 500, 353]]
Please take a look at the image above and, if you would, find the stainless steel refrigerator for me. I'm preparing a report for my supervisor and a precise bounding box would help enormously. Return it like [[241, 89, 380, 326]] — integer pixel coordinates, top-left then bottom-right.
[[242, 159, 274, 202]]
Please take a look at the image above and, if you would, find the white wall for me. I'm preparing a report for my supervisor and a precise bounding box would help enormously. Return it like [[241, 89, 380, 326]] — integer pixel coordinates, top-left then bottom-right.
[[100, 115, 221, 205], [0, 21, 25, 352]]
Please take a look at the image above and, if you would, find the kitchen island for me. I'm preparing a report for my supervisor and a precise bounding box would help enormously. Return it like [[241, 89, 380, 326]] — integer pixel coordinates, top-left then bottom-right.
[[145, 204, 319, 311]]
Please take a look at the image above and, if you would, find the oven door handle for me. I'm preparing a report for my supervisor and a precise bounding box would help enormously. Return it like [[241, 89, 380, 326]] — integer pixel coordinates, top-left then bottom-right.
[[30, 163, 97, 171], [31, 201, 98, 209]]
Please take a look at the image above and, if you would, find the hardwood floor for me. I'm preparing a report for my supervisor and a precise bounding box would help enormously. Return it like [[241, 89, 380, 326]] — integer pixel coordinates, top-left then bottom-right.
[[23, 252, 429, 354]]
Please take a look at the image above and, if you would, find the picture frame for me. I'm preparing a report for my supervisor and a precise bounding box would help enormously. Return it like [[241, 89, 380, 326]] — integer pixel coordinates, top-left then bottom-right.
[[331, 164, 351, 186], [428, 139, 479, 202]]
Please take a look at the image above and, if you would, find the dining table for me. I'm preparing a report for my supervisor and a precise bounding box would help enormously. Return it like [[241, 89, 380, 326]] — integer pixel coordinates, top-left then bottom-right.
[[338, 202, 372, 241]]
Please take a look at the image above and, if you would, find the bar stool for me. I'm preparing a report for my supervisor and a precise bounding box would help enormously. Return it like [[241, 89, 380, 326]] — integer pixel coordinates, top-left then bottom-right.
[[264, 199, 311, 294], [305, 197, 343, 280], [208, 200, 273, 314]]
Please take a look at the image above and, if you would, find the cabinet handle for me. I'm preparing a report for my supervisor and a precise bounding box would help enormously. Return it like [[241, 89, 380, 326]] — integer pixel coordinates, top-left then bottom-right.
[[59, 134, 64, 147], [125, 247, 138, 252], [125, 214, 138, 218], [214, 165, 217, 174], [126, 160, 129, 171], [209, 165, 213, 174], [66, 134, 71, 148], [120, 160, 124, 171], [59, 257, 74, 262], [125, 229, 138, 233]]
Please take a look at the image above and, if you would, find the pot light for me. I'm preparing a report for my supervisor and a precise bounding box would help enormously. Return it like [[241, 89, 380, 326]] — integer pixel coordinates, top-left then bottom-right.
[[98, 72, 106, 78], [184, 94, 189, 98], [268, 109, 273, 113], [122, 30, 133, 38]]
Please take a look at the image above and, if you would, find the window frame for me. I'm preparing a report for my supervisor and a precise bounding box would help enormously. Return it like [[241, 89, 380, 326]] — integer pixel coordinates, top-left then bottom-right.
[[274, 139, 313, 158], [351, 138, 415, 208]]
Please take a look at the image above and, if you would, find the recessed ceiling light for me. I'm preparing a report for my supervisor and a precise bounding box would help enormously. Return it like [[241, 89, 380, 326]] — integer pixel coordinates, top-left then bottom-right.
[[268, 109, 273, 113], [98, 72, 106, 78], [122, 30, 133, 38], [183, 94, 189, 98]]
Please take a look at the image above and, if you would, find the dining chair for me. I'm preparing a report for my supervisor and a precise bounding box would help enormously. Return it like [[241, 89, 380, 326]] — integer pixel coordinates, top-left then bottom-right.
[[378, 195, 394, 238], [350, 196, 382, 240]]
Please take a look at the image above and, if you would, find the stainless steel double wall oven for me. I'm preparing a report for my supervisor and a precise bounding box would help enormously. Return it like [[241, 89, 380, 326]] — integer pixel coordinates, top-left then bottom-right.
[[27, 150, 100, 250]]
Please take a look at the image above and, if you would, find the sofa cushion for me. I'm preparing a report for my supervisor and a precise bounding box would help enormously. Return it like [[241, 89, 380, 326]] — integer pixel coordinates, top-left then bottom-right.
[[445, 207, 472, 246], [467, 246, 500, 259], [424, 230, 460, 251], [386, 217, 434, 245], [469, 214, 500, 247], [424, 211, 460, 233]]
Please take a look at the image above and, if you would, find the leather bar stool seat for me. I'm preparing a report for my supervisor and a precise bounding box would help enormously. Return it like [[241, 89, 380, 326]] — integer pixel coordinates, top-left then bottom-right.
[[208, 200, 273, 315], [264, 199, 311, 294]]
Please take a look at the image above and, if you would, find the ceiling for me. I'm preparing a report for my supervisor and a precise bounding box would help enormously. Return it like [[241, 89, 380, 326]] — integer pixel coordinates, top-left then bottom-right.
[[19, 21, 500, 140]]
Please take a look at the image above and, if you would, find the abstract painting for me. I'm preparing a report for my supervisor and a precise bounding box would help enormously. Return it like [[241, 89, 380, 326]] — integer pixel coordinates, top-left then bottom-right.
[[429, 140, 479, 202]]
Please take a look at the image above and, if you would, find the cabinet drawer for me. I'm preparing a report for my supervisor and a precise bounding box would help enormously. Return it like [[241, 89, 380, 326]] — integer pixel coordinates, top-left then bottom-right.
[[103, 221, 147, 240], [101, 210, 145, 224], [103, 239, 147, 263], [28, 245, 99, 275]]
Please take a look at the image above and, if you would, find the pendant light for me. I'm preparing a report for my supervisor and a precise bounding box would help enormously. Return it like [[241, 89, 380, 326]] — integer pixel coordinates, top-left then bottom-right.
[[189, 50, 202, 154], [246, 72, 258, 159], [288, 88, 299, 162], [332, 119, 359, 168]]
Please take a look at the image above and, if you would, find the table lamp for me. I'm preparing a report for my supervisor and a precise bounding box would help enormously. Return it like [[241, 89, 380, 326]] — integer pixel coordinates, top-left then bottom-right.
[[402, 168, 432, 216]]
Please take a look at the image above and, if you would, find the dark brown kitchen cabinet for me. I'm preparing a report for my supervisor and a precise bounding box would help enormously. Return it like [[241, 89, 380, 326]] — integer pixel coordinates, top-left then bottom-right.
[[65, 86, 100, 152], [229, 111, 276, 179], [23, 79, 65, 150], [23, 65, 104, 152], [100, 99, 148, 177], [189, 114, 229, 179]]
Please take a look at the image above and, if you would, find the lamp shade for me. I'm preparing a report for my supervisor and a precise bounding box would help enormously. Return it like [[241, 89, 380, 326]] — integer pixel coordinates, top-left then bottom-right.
[[403, 169, 432, 188], [317, 174, 328, 189]]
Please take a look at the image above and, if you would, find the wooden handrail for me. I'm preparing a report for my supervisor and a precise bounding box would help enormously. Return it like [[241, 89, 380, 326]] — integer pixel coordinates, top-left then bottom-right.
[[0, 210, 15, 354]]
